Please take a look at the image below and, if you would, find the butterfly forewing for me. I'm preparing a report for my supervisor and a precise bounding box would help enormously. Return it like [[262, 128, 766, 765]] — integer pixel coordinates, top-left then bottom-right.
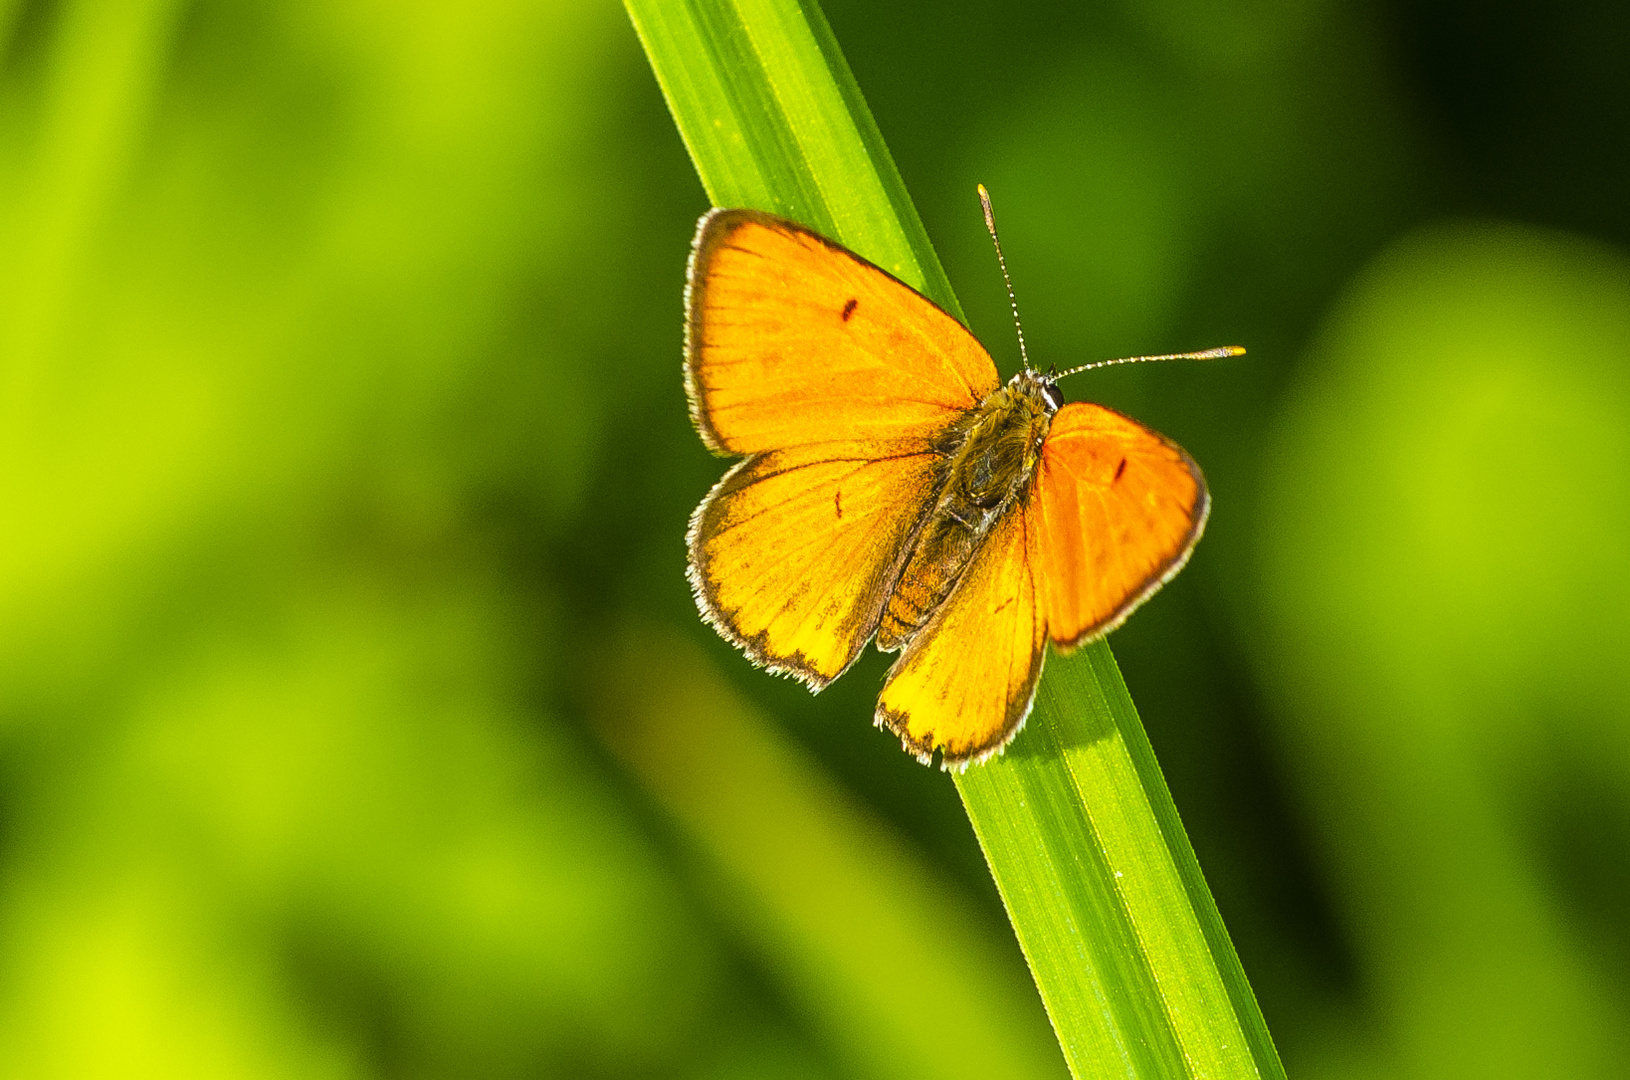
[[1030, 402, 1209, 647], [686, 210, 999, 454], [686, 210, 1002, 686]]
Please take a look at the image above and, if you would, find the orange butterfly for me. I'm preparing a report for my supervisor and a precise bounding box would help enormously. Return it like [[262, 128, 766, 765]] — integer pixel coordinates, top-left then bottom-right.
[[684, 193, 1238, 768]]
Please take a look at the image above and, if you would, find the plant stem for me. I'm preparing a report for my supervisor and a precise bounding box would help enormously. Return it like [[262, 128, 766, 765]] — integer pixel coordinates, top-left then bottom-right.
[[626, 0, 1284, 1074]]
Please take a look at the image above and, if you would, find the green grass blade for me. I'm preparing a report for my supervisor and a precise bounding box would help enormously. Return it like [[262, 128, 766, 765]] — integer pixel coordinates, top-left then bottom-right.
[[959, 647, 1281, 1077], [626, 0, 1285, 1075], [626, 0, 956, 306]]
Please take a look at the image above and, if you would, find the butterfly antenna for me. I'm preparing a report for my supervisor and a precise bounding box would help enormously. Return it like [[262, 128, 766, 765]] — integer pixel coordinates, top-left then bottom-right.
[[978, 184, 1032, 371], [1053, 345, 1246, 380]]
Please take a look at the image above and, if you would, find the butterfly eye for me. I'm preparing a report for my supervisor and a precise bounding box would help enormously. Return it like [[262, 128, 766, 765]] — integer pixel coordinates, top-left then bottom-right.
[[1042, 381, 1064, 411]]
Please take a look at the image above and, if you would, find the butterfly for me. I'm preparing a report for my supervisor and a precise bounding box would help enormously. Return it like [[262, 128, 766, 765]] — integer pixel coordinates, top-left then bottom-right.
[[684, 193, 1237, 768]]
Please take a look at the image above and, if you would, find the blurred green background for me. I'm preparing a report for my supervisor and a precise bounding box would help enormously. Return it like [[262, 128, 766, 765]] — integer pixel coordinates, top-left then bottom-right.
[[1, 0, 1627, 1076]]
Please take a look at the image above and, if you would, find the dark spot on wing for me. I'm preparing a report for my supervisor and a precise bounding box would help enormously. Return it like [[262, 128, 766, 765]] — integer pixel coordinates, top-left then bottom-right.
[[841, 298, 858, 322], [1114, 458, 1127, 482], [834, 490, 843, 518]]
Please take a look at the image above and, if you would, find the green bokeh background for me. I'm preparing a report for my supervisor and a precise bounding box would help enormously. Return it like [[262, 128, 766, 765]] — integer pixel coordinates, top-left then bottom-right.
[[2, 1, 1627, 1077]]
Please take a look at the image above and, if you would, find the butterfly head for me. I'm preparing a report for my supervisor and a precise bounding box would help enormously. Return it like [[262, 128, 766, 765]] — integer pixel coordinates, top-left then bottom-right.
[[1008, 368, 1065, 415]]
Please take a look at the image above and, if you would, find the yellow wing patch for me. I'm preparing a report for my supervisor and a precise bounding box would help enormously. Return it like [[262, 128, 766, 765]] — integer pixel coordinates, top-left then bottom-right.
[[874, 502, 1045, 766], [689, 440, 942, 687]]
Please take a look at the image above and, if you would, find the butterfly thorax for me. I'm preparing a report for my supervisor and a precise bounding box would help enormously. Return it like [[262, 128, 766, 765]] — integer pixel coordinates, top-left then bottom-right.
[[875, 371, 1058, 652]]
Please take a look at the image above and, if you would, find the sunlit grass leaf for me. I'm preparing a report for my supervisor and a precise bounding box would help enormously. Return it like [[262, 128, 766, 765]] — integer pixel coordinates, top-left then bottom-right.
[[626, 0, 1284, 1075]]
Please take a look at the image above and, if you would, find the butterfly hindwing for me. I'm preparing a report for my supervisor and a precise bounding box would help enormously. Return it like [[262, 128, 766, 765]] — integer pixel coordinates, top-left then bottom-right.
[[1030, 402, 1209, 648], [689, 441, 941, 687], [874, 502, 1046, 765]]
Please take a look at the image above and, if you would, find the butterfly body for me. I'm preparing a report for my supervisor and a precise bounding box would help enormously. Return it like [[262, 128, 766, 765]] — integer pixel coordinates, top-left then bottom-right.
[[684, 207, 1213, 768], [877, 371, 1056, 652]]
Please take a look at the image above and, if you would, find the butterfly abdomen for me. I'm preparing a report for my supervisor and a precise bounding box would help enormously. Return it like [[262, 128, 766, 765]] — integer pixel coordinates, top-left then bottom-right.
[[875, 513, 980, 650], [875, 374, 1054, 652]]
